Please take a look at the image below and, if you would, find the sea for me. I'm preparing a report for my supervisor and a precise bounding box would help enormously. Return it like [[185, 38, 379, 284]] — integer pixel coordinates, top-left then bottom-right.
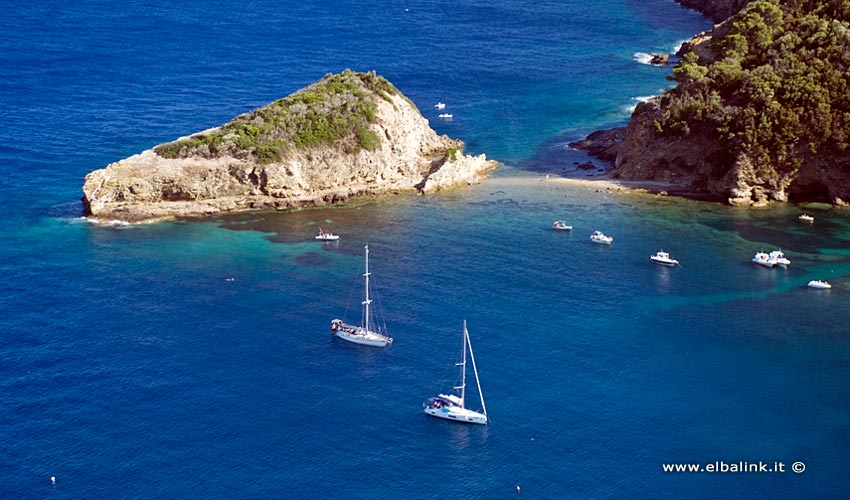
[[2, 1, 849, 498]]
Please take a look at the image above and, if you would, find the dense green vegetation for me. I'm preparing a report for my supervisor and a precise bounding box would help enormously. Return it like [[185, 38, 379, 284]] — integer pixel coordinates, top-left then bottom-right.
[[654, 0, 850, 178], [155, 70, 399, 163]]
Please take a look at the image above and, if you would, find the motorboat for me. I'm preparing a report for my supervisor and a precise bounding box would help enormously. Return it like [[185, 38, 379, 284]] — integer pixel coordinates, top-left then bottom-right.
[[752, 252, 773, 267], [553, 220, 573, 231], [315, 228, 339, 241], [650, 249, 679, 266], [752, 249, 791, 267], [807, 280, 832, 289], [435, 102, 446, 110], [423, 321, 488, 425], [590, 230, 613, 245], [769, 250, 791, 267], [330, 245, 393, 347], [438, 113, 453, 119], [798, 214, 814, 222]]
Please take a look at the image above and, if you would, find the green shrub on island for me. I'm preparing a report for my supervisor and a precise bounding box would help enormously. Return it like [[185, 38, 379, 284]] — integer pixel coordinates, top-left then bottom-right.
[[653, 0, 850, 178], [154, 70, 398, 163]]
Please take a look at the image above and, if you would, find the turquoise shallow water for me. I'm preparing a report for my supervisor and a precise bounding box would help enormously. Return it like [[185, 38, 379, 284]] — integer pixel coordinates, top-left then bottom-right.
[[2, 1, 850, 498]]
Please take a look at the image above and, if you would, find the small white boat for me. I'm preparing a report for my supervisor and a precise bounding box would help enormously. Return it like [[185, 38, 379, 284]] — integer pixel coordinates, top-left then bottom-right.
[[752, 251, 773, 267], [423, 321, 488, 425], [315, 228, 339, 241], [650, 249, 679, 266], [435, 102, 446, 110], [590, 230, 613, 245], [331, 245, 393, 347], [438, 113, 453, 119], [807, 280, 832, 289], [798, 214, 814, 222], [769, 250, 791, 267], [553, 220, 572, 231], [752, 249, 791, 268]]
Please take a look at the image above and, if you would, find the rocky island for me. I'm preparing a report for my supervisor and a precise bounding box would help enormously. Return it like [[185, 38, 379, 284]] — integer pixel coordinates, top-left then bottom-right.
[[82, 70, 496, 222], [573, 0, 850, 207]]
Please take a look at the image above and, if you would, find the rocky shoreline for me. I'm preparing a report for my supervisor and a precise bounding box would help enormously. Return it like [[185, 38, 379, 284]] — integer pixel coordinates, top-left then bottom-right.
[[82, 71, 497, 223], [573, 0, 850, 208]]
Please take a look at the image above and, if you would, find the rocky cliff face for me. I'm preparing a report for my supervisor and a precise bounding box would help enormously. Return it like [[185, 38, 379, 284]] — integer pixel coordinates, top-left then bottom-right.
[[612, 99, 850, 206], [575, 0, 850, 207], [613, 99, 719, 188], [82, 71, 496, 222]]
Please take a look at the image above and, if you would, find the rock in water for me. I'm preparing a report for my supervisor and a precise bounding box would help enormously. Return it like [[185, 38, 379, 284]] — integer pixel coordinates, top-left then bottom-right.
[[82, 70, 497, 222], [648, 53, 669, 65]]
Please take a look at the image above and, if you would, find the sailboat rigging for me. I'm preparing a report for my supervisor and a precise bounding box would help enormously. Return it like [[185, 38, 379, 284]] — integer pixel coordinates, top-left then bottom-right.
[[423, 320, 488, 425], [330, 245, 393, 347]]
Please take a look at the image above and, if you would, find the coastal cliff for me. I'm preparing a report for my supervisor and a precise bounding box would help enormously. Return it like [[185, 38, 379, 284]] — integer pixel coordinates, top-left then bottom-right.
[[82, 70, 496, 222], [574, 0, 850, 206]]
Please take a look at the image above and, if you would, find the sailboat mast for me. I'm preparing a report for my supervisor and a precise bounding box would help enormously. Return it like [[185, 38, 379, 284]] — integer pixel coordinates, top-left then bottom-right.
[[466, 321, 487, 418], [363, 245, 371, 333], [455, 320, 468, 408]]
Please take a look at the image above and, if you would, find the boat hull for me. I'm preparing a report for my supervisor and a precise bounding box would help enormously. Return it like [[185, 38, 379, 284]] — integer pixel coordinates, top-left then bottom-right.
[[424, 406, 487, 425], [331, 320, 392, 347], [807, 281, 832, 289], [650, 258, 678, 266]]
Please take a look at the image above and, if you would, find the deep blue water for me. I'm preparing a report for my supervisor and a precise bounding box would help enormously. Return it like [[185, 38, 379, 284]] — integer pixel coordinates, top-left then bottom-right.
[[2, 1, 850, 498]]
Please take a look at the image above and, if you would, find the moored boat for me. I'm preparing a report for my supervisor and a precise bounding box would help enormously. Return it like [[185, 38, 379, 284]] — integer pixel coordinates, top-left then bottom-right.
[[752, 251, 772, 267], [769, 250, 791, 267], [807, 280, 832, 289], [650, 249, 679, 266], [315, 228, 339, 241], [590, 230, 613, 245], [330, 245, 393, 347], [752, 249, 790, 268], [423, 321, 488, 425], [553, 220, 572, 231]]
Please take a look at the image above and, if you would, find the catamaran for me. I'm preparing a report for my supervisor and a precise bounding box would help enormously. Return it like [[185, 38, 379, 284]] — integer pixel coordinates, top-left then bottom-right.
[[330, 245, 393, 347], [423, 321, 488, 425]]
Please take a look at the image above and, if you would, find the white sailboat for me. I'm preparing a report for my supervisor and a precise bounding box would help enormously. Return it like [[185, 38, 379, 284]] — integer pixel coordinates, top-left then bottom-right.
[[423, 321, 488, 425], [330, 245, 393, 347]]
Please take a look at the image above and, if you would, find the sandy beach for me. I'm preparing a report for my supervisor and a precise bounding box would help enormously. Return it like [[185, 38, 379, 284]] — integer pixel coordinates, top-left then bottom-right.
[[535, 173, 722, 202], [485, 170, 701, 199]]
